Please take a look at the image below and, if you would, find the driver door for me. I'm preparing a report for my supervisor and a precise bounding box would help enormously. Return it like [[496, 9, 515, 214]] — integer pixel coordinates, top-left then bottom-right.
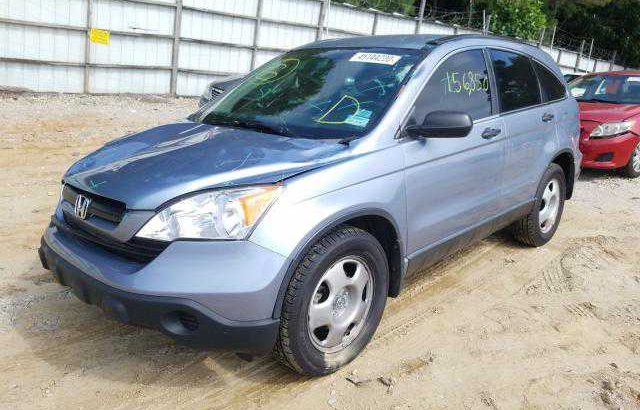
[[402, 49, 506, 270]]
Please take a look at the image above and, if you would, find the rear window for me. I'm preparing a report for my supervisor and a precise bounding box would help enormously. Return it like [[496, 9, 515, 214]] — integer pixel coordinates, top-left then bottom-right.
[[489, 49, 541, 112], [533, 61, 566, 102]]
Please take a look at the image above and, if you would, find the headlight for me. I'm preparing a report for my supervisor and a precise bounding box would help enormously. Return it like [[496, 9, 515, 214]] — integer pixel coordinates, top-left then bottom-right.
[[590, 121, 634, 138], [136, 185, 282, 241]]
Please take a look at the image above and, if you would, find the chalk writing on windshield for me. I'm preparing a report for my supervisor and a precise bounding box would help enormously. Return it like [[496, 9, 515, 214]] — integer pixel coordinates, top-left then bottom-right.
[[252, 58, 301, 85], [316, 95, 361, 125]]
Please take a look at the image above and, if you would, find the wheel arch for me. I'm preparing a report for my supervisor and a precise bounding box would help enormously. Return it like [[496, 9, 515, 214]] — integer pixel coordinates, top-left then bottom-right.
[[551, 149, 576, 199], [271, 208, 405, 319]]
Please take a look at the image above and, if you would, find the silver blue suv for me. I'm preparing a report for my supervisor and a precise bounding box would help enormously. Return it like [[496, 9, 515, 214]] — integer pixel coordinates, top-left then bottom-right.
[[39, 35, 581, 376]]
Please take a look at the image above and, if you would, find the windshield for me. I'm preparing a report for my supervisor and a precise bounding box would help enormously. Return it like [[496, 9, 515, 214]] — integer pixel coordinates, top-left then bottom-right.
[[201, 47, 425, 139], [569, 74, 640, 104]]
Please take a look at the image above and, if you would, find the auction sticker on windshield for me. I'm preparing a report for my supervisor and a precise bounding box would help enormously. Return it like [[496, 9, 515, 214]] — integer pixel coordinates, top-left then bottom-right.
[[344, 109, 372, 127], [350, 52, 401, 65]]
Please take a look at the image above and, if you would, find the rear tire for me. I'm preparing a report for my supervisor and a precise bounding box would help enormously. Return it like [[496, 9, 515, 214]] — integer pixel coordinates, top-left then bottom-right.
[[274, 225, 388, 376], [511, 163, 566, 247], [622, 142, 640, 178]]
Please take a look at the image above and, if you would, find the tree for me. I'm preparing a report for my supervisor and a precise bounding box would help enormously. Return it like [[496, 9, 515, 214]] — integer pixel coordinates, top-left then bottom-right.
[[555, 0, 640, 66], [481, 0, 548, 40]]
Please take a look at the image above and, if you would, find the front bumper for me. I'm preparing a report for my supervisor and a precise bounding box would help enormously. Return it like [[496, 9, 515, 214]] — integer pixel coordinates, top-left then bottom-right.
[[39, 220, 288, 352], [580, 132, 640, 169]]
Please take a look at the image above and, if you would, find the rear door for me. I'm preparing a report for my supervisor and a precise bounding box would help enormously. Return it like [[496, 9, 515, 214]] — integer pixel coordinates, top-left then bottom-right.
[[402, 48, 506, 260], [533, 59, 573, 154], [489, 49, 554, 209]]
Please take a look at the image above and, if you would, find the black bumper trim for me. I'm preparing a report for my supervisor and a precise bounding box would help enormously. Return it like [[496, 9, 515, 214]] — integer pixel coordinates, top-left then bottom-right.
[[39, 237, 279, 353]]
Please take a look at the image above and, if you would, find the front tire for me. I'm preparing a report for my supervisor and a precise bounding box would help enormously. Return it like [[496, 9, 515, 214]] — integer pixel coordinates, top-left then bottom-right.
[[274, 225, 389, 376], [511, 163, 566, 247], [623, 142, 640, 178]]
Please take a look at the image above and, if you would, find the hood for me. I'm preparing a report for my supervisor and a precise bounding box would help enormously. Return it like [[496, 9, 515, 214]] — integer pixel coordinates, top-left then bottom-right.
[[579, 101, 640, 123], [64, 121, 347, 209]]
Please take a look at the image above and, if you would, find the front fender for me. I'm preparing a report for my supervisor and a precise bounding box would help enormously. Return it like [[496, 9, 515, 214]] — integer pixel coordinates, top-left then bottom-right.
[[247, 147, 407, 318]]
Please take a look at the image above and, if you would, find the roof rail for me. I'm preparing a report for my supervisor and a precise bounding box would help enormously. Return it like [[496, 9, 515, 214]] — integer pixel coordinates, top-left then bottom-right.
[[425, 33, 530, 47]]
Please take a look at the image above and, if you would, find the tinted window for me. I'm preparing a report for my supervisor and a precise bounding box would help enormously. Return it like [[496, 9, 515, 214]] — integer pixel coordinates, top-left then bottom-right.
[[490, 49, 541, 112], [410, 49, 492, 122], [534, 61, 566, 101]]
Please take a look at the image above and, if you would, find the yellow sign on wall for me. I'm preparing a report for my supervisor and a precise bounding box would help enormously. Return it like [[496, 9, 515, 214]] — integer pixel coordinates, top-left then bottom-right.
[[89, 28, 110, 45]]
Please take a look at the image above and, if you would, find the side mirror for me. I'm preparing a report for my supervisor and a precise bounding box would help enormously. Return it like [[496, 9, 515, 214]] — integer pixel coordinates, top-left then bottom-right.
[[405, 110, 473, 139]]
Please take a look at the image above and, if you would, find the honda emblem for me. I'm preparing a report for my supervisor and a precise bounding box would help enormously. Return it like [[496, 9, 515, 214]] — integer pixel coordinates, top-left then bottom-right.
[[74, 194, 92, 220]]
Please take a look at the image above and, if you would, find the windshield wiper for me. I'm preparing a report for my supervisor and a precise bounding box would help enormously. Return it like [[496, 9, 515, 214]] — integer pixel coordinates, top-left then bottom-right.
[[233, 119, 293, 137], [205, 115, 293, 137], [338, 135, 361, 145]]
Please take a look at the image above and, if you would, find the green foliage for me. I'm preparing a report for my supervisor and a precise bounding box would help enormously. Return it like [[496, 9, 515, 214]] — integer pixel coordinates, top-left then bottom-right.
[[483, 0, 548, 40], [555, 0, 640, 66]]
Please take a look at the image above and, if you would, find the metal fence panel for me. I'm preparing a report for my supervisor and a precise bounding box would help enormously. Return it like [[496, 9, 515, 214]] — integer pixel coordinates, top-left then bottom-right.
[[1, 22, 85, 63], [420, 22, 455, 35], [328, 4, 373, 35], [595, 60, 611, 72], [90, 66, 170, 93], [254, 49, 281, 68], [259, 21, 316, 49], [541, 46, 559, 62], [181, 8, 254, 46], [262, 0, 319, 26], [0, 61, 84, 91], [184, 0, 257, 17], [179, 41, 251, 73], [0, 0, 630, 96], [93, 0, 174, 35], [90, 34, 172, 66], [375, 15, 414, 35], [177, 71, 226, 97], [0, 0, 87, 26], [559, 50, 578, 68]]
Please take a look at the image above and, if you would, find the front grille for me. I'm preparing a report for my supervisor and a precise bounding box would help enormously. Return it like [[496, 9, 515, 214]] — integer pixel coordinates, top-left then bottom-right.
[[210, 87, 224, 100], [62, 184, 125, 223], [54, 216, 168, 263]]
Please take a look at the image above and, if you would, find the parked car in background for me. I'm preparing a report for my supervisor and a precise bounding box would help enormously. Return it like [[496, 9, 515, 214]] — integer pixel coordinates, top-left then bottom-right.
[[564, 73, 582, 83], [569, 71, 640, 177], [199, 75, 244, 107], [39, 34, 580, 376]]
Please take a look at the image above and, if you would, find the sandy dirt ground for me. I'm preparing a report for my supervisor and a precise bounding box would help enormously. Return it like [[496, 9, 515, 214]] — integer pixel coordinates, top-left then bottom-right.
[[1, 93, 640, 410]]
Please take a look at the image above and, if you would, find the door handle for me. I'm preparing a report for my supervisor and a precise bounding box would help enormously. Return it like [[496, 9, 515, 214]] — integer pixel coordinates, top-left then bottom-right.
[[542, 113, 555, 122], [481, 127, 501, 139]]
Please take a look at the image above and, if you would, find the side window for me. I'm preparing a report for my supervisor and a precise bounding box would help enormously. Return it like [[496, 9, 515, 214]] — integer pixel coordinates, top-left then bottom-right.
[[489, 49, 541, 112], [411, 49, 492, 123], [533, 61, 566, 102]]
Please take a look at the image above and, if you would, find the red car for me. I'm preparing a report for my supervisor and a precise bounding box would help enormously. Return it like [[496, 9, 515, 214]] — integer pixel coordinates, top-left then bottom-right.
[[569, 71, 640, 178]]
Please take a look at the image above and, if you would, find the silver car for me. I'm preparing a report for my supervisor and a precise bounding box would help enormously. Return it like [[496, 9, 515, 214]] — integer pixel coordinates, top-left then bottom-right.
[[39, 34, 580, 376]]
